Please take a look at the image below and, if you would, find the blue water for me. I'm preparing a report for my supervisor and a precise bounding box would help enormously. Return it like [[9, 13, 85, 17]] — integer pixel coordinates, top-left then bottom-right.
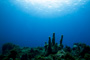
[[0, 0, 90, 53]]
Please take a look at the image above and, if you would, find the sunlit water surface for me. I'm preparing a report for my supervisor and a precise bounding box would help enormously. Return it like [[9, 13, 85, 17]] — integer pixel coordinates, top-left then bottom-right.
[[12, 0, 89, 17]]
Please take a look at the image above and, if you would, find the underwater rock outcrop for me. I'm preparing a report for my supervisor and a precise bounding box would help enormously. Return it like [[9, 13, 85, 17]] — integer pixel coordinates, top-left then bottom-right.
[[0, 33, 90, 60]]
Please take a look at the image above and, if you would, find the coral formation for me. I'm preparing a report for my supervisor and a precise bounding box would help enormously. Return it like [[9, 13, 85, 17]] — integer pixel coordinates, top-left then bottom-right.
[[44, 33, 64, 56], [52, 32, 55, 46], [0, 33, 90, 60], [2, 43, 19, 55]]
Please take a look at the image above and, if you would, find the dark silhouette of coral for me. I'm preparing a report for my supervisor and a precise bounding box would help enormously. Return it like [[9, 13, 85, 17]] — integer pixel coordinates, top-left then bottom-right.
[[44, 33, 64, 56], [52, 32, 55, 46]]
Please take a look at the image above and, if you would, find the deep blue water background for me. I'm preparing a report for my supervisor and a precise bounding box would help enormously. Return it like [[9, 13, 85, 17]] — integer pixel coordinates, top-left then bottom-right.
[[0, 0, 90, 53]]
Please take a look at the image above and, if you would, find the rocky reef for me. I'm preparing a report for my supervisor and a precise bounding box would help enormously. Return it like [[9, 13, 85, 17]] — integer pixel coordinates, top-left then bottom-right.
[[0, 33, 90, 60]]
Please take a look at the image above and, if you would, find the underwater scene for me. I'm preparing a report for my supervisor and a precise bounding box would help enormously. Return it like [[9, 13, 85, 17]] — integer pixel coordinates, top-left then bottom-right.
[[0, 0, 90, 60]]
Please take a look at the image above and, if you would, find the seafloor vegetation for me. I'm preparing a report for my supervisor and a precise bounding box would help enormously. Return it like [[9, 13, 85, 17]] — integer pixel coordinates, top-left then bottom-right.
[[0, 33, 90, 60]]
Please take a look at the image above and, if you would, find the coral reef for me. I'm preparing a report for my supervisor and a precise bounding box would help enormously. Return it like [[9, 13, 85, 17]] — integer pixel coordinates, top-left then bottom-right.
[[0, 33, 90, 60]]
